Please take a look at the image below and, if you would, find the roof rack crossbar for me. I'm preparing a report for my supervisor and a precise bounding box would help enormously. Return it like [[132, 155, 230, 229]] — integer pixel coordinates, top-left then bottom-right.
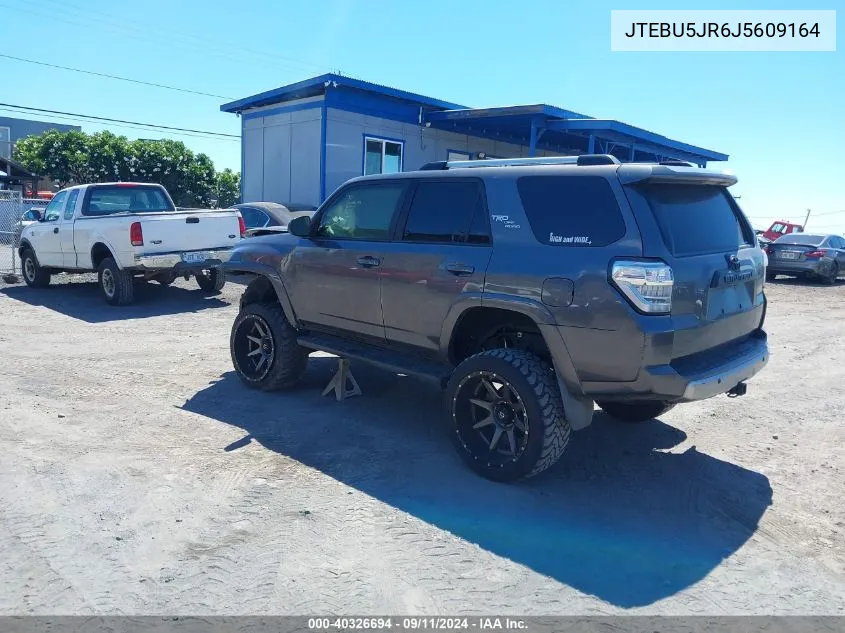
[[418, 154, 621, 171]]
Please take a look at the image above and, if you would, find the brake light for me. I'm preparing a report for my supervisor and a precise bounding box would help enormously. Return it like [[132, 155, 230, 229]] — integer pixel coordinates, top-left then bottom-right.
[[804, 250, 826, 258], [611, 260, 674, 314], [238, 214, 246, 238], [130, 221, 144, 246]]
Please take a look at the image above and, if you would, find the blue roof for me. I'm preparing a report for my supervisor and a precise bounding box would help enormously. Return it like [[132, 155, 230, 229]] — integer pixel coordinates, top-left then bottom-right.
[[222, 74, 727, 163], [220, 73, 464, 113]]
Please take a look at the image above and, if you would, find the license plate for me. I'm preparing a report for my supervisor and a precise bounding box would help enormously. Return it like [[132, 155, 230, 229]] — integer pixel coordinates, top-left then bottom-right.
[[778, 251, 799, 260], [182, 251, 211, 264]]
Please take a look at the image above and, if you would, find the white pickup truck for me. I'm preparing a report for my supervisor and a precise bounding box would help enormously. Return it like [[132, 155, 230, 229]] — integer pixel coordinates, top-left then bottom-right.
[[17, 182, 244, 305]]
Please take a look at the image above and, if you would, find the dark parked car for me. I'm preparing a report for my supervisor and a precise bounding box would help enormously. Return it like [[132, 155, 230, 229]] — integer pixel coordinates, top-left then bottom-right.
[[765, 233, 845, 284], [232, 202, 316, 238], [224, 155, 769, 482]]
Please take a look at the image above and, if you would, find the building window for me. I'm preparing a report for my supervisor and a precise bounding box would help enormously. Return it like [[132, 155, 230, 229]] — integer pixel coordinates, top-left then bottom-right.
[[364, 137, 403, 175], [0, 127, 10, 160], [447, 150, 470, 161]]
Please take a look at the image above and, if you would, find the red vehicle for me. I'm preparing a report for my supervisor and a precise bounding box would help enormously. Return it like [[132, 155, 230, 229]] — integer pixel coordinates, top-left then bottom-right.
[[758, 220, 803, 244]]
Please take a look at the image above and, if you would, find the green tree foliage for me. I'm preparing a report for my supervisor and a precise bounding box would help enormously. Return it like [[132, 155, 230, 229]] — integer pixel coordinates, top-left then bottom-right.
[[214, 168, 241, 208], [13, 130, 238, 208]]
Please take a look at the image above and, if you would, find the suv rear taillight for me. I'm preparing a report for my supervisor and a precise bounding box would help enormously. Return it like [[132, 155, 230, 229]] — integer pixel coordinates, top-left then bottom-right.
[[611, 260, 674, 314], [130, 222, 144, 246], [238, 214, 246, 238]]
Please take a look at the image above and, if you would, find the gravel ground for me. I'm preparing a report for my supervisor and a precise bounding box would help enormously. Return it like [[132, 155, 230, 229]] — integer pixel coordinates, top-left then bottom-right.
[[0, 273, 843, 615]]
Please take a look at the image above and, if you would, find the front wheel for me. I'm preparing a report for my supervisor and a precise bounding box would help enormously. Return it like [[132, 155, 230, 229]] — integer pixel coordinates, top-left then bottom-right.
[[230, 302, 309, 391], [445, 349, 571, 482], [21, 249, 51, 288], [597, 400, 676, 423], [98, 257, 135, 306], [196, 268, 225, 293]]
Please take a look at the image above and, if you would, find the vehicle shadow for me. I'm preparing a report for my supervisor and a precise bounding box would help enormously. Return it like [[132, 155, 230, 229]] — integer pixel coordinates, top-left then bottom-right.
[[0, 280, 229, 323], [769, 276, 842, 287], [182, 361, 773, 609]]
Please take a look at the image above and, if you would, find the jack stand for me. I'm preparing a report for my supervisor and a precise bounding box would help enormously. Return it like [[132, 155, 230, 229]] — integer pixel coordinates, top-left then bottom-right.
[[322, 358, 362, 402]]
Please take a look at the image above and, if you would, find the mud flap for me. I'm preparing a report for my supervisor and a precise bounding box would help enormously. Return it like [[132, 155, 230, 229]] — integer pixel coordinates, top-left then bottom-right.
[[554, 366, 594, 431]]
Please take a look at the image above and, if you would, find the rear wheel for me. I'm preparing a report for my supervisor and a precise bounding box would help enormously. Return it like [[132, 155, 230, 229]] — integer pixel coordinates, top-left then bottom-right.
[[821, 262, 839, 286], [446, 348, 570, 482], [597, 400, 675, 423], [765, 270, 777, 282], [98, 257, 134, 306], [21, 249, 51, 288], [196, 268, 225, 293], [230, 302, 308, 391]]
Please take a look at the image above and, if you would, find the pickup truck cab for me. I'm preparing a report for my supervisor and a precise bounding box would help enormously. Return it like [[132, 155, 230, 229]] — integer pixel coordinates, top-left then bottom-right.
[[18, 182, 244, 305]]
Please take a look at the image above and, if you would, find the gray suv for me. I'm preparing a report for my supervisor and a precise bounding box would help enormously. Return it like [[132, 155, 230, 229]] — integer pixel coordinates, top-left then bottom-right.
[[224, 155, 769, 482]]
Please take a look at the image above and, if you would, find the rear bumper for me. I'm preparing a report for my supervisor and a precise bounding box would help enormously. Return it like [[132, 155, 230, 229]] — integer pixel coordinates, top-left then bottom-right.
[[767, 260, 824, 275], [580, 329, 769, 403], [132, 247, 234, 270]]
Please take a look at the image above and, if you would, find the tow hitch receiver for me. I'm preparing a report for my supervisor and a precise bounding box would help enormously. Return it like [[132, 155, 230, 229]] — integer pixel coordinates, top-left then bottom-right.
[[727, 382, 748, 398]]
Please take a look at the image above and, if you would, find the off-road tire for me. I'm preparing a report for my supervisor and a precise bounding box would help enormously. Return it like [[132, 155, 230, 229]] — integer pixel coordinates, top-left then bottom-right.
[[98, 257, 135, 306], [597, 400, 676, 423], [21, 248, 51, 288], [230, 302, 308, 391], [196, 268, 226, 293], [821, 262, 839, 286], [445, 348, 570, 482]]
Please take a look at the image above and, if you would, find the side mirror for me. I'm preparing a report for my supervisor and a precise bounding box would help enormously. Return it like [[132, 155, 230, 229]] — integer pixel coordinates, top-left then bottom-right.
[[287, 215, 311, 238], [31, 209, 43, 221]]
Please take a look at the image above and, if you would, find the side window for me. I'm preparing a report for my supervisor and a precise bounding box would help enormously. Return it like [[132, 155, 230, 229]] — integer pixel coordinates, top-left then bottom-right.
[[516, 176, 625, 247], [43, 191, 68, 222], [831, 236, 845, 249], [64, 190, 79, 220], [772, 223, 785, 233], [316, 184, 405, 240], [402, 181, 486, 244], [239, 207, 268, 228]]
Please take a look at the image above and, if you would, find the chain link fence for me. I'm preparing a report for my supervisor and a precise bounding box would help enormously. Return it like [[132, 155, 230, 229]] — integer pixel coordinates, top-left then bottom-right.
[[0, 190, 23, 277]]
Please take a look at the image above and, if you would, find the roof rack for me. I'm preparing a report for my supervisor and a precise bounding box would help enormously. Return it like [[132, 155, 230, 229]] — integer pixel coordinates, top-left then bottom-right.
[[417, 154, 621, 171]]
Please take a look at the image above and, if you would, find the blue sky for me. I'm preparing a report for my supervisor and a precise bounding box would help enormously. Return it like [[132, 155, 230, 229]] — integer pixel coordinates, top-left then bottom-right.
[[1, 0, 842, 231]]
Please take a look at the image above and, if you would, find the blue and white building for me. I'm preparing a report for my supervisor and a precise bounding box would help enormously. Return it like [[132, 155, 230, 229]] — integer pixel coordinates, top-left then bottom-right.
[[221, 74, 728, 207]]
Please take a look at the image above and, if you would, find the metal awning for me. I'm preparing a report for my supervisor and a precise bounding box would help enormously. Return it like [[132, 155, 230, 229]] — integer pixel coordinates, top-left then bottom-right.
[[0, 156, 41, 190], [424, 104, 727, 166]]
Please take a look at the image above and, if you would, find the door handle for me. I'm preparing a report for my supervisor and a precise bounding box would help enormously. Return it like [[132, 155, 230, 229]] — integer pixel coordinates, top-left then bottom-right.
[[53, 227, 59, 234], [356, 255, 381, 268], [446, 262, 475, 276]]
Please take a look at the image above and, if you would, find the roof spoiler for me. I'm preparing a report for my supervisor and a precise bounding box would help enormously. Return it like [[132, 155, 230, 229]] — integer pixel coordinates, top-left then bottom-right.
[[618, 164, 738, 187]]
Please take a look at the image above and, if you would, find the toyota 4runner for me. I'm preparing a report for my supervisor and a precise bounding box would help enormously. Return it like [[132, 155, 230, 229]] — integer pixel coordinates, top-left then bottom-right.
[[224, 154, 769, 482]]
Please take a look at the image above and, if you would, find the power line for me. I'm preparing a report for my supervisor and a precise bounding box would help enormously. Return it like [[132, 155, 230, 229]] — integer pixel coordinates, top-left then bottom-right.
[[0, 107, 237, 143], [0, 54, 234, 100], [0, 103, 240, 140]]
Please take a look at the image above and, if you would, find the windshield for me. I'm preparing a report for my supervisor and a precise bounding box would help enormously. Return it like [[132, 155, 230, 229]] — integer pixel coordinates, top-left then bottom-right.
[[774, 234, 825, 245], [84, 185, 175, 216]]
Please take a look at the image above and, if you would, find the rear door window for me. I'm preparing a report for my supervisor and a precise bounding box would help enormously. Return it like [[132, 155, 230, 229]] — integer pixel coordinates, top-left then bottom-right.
[[516, 176, 625, 247], [634, 184, 753, 256], [401, 180, 488, 244]]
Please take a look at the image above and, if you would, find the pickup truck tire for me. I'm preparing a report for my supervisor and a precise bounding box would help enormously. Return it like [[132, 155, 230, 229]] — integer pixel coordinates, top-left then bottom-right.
[[21, 249, 51, 288], [196, 268, 226, 293], [98, 257, 135, 306], [597, 400, 676, 423], [230, 302, 308, 391], [446, 348, 570, 482]]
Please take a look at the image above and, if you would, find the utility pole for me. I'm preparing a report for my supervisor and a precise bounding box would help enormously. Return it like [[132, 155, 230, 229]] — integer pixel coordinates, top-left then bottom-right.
[[803, 208, 811, 230]]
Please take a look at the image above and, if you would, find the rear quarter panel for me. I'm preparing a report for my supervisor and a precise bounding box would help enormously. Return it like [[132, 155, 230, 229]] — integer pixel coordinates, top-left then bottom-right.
[[481, 173, 646, 382]]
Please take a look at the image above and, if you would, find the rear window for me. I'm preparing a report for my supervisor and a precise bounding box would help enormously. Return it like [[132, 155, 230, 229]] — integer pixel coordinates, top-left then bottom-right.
[[84, 186, 174, 216], [636, 184, 752, 256], [774, 234, 825, 246], [516, 176, 625, 247]]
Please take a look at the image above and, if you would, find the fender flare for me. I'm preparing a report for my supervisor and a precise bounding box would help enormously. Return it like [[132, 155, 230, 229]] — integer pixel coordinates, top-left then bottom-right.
[[89, 239, 123, 270], [228, 261, 298, 327]]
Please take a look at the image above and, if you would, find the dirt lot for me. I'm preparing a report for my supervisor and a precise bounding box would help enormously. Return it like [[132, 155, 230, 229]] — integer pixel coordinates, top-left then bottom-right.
[[0, 273, 843, 615]]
